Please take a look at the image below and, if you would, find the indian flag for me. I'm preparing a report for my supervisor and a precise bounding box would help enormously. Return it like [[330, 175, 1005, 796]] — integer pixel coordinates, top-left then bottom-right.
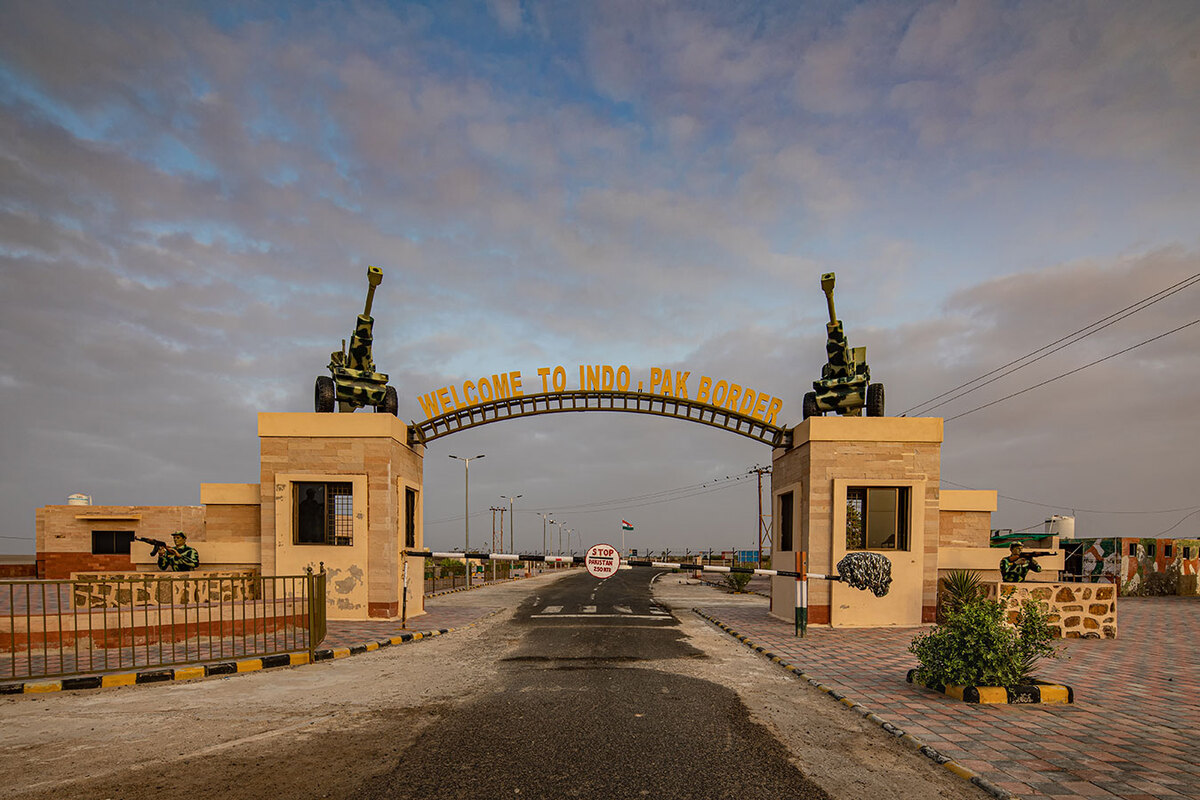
[[621, 520, 634, 531]]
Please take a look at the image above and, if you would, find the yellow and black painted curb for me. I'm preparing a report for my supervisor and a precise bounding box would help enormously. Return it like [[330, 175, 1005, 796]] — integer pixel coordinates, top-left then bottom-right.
[[691, 609, 1019, 800], [905, 669, 1074, 704], [0, 610, 503, 696]]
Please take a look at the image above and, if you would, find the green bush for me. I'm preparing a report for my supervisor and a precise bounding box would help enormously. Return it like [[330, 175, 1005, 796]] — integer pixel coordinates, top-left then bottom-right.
[[909, 596, 1058, 688], [937, 569, 984, 622], [723, 572, 753, 592]]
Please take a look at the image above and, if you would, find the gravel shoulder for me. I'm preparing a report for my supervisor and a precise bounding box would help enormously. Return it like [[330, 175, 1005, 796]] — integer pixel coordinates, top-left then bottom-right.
[[0, 571, 984, 799]]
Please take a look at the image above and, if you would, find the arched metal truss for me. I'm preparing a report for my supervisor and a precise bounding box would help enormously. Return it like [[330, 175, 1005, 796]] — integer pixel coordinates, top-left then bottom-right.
[[408, 390, 793, 449]]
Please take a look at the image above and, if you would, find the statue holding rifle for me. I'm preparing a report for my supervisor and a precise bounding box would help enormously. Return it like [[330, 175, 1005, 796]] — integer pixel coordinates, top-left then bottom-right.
[[134, 531, 200, 572]]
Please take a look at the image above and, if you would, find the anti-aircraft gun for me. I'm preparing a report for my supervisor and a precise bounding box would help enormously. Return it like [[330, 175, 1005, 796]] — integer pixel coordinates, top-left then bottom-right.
[[314, 266, 399, 415], [802, 272, 884, 419]]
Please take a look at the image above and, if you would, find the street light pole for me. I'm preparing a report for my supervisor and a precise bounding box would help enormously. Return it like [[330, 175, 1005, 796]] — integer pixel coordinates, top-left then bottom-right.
[[501, 493, 522, 576], [449, 454, 484, 587], [537, 512, 554, 562]]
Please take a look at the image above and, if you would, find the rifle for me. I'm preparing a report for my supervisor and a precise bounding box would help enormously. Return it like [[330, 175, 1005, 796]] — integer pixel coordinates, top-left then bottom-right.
[[133, 535, 170, 553], [1022, 550, 1056, 558]]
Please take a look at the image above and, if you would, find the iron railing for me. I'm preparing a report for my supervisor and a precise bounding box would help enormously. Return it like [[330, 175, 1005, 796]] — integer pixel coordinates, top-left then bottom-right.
[[1, 569, 327, 682]]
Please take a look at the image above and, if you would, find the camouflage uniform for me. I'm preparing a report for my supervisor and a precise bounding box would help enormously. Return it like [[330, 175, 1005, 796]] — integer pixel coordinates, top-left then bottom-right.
[[999, 554, 1041, 582], [156, 534, 200, 572]]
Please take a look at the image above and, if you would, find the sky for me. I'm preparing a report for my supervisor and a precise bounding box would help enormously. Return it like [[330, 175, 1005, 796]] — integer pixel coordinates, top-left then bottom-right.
[[2, 0, 1198, 557]]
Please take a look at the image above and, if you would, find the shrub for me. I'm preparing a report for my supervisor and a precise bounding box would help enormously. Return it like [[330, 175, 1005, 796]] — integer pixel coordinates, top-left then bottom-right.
[[723, 572, 753, 592], [909, 596, 1058, 688], [937, 569, 984, 621]]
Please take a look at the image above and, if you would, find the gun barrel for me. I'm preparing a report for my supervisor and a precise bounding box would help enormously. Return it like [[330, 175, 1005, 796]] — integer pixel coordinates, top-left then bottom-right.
[[363, 266, 383, 317], [820, 272, 837, 323]]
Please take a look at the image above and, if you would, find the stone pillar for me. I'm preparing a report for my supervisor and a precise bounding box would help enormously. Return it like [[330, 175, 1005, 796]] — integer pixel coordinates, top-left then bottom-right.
[[770, 417, 943, 627], [258, 413, 424, 621]]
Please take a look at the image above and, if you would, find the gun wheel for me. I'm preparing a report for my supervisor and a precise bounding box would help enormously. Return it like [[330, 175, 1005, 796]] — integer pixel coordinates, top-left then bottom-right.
[[376, 385, 399, 416], [315, 376, 335, 413], [802, 391, 820, 420], [867, 383, 885, 417]]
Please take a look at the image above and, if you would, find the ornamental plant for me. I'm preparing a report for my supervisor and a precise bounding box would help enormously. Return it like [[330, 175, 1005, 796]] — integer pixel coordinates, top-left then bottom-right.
[[937, 569, 984, 622], [723, 571, 753, 592], [909, 596, 1058, 689]]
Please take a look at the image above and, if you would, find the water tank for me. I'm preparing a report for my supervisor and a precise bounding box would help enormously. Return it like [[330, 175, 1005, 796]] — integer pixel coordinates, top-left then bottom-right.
[[67, 493, 92, 506], [1045, 515, 1075, 539]]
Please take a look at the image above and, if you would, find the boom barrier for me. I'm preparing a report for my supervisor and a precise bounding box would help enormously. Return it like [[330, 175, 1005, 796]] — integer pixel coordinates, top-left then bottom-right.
[[404, 549, 893, 638], [407, 550, 838, 580]]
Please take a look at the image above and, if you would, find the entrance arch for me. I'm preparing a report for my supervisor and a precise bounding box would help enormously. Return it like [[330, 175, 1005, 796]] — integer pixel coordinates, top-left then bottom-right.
[[407, 390, 793, 449]]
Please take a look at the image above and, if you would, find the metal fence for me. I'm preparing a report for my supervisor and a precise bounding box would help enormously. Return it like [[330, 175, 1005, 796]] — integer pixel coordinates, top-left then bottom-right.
[[1, 569, 326, 681]]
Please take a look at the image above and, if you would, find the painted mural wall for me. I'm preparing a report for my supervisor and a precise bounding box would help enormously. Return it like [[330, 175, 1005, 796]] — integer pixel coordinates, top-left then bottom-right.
[[1067, 537, 1199, 596]]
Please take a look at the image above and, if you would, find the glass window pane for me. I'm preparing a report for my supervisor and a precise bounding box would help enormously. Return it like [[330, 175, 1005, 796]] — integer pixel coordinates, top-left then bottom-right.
[[780, 492, 794, 551], [296, 483, 326, 544], [866, 488, 898, 549]]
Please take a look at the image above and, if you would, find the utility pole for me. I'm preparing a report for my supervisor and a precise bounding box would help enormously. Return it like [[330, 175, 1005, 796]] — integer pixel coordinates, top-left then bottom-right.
[[750, 465, 773, 568]]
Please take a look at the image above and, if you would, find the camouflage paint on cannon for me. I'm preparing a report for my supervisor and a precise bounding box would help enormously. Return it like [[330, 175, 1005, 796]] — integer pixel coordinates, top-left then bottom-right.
[[803, 272, 884, 419], [315, 265, 399, 415]]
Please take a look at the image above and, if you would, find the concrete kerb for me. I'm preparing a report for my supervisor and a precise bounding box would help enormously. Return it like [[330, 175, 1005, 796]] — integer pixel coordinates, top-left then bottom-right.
[[690, 608, 1017, 800], [0, 608, 505, 696]]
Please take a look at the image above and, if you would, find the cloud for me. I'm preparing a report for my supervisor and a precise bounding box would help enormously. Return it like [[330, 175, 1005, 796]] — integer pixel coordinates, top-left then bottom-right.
[[1, 1, 1197, 552]]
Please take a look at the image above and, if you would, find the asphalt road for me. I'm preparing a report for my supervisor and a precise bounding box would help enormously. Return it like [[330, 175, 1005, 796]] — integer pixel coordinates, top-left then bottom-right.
[[352, 569, 831, 799]]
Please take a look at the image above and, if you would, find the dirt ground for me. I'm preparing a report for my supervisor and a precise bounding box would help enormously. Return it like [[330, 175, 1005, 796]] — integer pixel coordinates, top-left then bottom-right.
[[0, 572, 984, 799]]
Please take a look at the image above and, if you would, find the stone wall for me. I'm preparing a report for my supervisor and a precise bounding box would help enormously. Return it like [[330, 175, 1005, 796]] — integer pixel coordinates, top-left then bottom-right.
[[70, 570, 261, 609], [990, 581, 1117, 639]]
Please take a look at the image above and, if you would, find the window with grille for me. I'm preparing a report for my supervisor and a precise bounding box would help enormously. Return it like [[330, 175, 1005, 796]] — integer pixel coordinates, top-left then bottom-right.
[[778, 492, 793, 551], [294, 482, 354, 546], [405, 488, 418, 548], [91, 530, 134, 555], [1128, 542, 1137, 556], [846, 487, 909, 551]]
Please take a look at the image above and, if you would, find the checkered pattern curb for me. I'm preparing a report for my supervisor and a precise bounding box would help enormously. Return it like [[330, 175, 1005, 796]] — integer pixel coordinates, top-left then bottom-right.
[[692, 608, 1016, 800], [904, 669, 1074, 705], [0, 609, 503, 696]]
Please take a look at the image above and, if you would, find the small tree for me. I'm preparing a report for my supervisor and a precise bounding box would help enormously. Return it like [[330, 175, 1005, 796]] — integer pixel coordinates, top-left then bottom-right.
[[909, 596, 1058, 688]]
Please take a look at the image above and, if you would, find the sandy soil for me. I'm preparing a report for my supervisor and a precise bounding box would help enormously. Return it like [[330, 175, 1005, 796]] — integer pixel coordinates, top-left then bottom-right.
[[0, 572, 983, 799]]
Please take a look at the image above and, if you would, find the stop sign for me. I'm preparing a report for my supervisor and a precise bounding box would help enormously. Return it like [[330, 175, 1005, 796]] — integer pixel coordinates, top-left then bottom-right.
[[585, 544, 621, 579]]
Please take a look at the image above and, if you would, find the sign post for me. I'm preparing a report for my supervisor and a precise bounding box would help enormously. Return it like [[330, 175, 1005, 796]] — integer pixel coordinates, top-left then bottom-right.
[[585, 543, 621, 580]]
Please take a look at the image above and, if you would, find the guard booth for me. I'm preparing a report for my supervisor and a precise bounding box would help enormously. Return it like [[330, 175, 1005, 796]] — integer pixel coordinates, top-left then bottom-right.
[[257, 412, 426, 620], [770, 416, 944, 627]]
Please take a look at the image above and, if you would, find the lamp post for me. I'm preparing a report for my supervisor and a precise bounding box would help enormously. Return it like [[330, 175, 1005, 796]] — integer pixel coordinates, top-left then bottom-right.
[[500, 494, 522, 554], [449, 454, 484, 587], [536, 512, 554, 564], [501, 493, 522, 577]]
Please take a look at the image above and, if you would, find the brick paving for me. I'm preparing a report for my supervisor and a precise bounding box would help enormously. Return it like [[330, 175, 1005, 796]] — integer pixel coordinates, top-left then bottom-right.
[[695, 596, 1200, 800]]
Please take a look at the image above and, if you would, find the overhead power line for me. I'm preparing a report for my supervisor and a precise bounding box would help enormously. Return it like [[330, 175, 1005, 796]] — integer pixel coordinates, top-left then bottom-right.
[[944, 317, 1199, 422], [426, 470, 758, 526], [904, 272, 1200, 416], [940, 478, 1200, 515]]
